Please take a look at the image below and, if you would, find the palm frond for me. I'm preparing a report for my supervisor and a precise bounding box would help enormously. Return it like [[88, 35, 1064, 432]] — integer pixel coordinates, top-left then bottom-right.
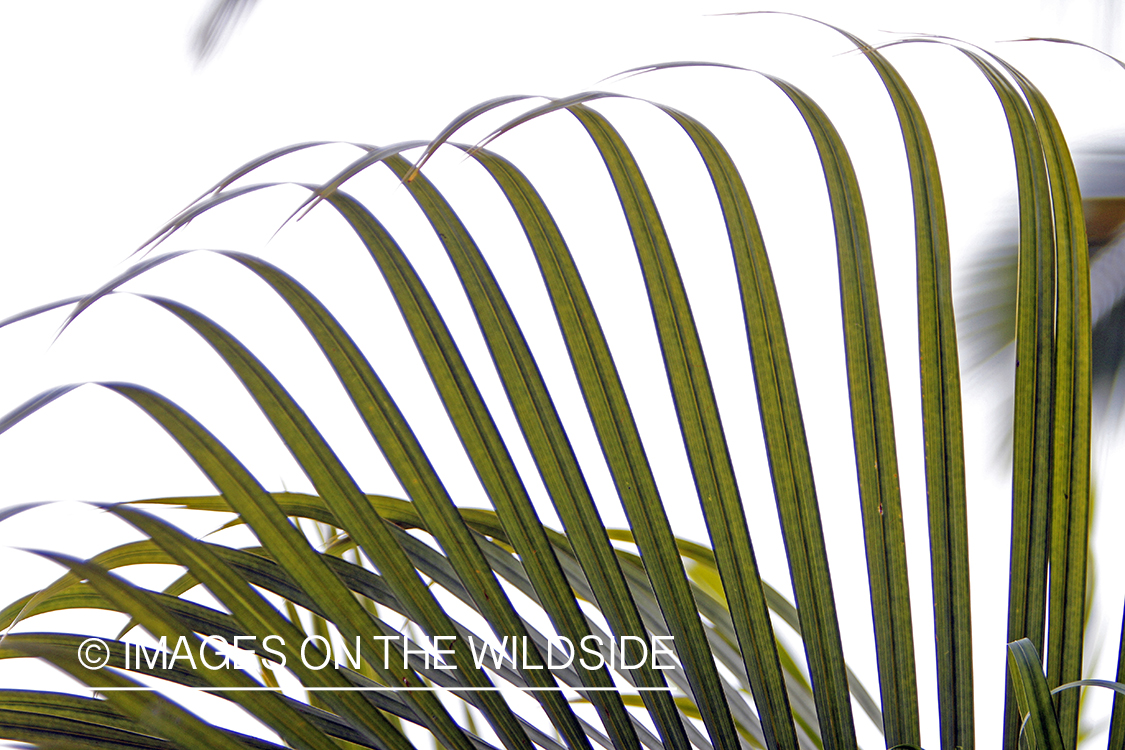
[[0, 18, 1117, 750]]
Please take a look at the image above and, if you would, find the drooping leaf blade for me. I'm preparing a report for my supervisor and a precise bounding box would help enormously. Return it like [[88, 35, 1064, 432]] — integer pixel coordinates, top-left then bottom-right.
[[1007, 638, 1067, 750], [334, 157, 641, 750], [560, 102, 798, 750], [121, 297, 538, 750]]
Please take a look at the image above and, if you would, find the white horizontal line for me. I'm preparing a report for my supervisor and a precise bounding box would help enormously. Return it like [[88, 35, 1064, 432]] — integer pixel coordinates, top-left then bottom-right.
[[95, 686, 676, 693]]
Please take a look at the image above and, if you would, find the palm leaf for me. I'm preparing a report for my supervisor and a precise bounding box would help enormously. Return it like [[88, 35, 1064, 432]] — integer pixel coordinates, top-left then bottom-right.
[[0, 18, 1107, 750]]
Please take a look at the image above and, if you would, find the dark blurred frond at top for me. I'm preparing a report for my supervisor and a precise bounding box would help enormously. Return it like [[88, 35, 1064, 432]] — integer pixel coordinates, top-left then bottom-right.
[[191, 0, 259, 65]]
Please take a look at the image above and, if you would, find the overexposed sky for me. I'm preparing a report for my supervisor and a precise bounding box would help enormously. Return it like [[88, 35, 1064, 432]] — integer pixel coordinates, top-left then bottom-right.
[[4, 1, 1125, 748]]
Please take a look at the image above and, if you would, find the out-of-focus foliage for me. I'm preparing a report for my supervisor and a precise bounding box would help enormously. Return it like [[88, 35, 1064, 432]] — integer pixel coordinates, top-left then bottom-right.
[[191, 0, 258, 65]]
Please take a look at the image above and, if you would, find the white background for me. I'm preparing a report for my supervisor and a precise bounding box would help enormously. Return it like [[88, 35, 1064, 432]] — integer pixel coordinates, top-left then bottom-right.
[[3, 1, 1125, 748]]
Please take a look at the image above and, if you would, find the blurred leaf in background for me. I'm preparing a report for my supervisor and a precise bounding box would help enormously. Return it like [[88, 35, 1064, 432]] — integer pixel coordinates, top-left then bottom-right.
[[191, 0, 258, 65]]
